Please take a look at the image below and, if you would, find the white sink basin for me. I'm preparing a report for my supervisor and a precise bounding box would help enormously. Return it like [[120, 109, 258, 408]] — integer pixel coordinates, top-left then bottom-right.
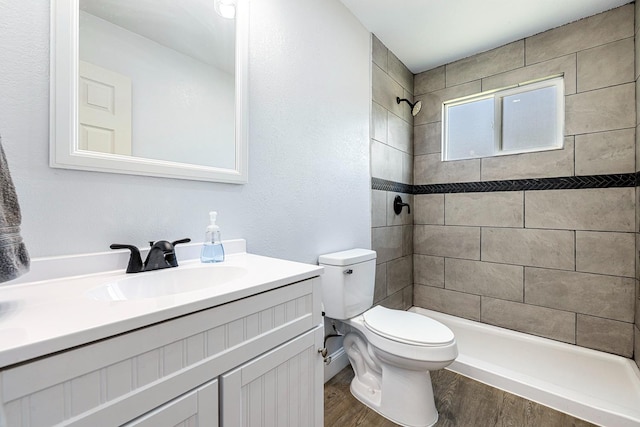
[[86, 264, 248, 301]]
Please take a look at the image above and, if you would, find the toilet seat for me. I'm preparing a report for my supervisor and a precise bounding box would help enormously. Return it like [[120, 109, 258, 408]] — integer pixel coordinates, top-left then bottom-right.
[[363, 306, 455, 347]]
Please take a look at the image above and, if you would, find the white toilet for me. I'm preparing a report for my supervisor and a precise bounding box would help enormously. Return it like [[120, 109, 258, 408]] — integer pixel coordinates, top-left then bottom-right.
[[319, 248, 458, 427]]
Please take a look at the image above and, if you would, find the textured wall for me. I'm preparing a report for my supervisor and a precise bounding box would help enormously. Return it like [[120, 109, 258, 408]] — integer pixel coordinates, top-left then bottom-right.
[[0, 0, 371, 265], [370, 36, 414, 310], [413, 4, 636, 358]]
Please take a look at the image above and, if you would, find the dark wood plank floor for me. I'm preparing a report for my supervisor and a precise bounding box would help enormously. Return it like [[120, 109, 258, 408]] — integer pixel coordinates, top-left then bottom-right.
[[324, 365, 596, 427]]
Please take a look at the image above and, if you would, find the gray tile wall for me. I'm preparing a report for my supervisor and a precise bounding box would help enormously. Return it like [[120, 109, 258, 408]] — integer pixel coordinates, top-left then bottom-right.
[[635, 1, 640, 370], [371, 36, 413, 310], [413, 4, 637, 359]]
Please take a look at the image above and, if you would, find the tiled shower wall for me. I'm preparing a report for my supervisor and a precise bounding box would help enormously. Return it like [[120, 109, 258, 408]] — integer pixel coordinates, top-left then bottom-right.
[[370, 36, 414, 310], [412, 4, 637, 359], [635, 3, 640, 369]]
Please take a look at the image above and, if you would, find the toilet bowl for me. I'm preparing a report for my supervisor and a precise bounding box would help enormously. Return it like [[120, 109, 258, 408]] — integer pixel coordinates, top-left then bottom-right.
[[319, 249, 458, 427]]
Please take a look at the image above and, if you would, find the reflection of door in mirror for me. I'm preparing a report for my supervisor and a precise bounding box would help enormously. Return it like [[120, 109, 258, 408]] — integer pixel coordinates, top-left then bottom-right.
[[78, 61, 132, 155], [78, 0, 236, 170]]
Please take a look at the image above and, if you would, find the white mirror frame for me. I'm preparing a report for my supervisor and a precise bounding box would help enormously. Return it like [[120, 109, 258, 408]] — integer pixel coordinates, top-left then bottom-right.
[[50, 0, 248, 183]]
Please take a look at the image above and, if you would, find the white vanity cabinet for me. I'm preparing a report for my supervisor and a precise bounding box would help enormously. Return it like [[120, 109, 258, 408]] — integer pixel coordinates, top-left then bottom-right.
[[0, 277, 323, 427]]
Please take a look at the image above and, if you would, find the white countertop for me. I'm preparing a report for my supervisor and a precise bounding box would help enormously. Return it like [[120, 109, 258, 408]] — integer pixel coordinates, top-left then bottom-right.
[[0, 252, 323, 368]]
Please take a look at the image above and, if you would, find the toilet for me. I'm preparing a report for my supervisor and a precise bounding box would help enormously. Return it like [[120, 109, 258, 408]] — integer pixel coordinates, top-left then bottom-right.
[[319, 248, 457, 427]]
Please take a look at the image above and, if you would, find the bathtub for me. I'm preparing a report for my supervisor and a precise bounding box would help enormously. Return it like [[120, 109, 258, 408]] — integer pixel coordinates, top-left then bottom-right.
[[410, 307, 640, 427]]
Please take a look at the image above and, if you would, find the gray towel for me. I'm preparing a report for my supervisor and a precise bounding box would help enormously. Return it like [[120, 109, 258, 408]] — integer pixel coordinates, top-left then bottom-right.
[[0, 136, 29, 283]]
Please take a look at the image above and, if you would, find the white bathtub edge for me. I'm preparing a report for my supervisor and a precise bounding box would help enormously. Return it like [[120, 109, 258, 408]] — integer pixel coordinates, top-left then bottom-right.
[[411, 307, 640, 427]]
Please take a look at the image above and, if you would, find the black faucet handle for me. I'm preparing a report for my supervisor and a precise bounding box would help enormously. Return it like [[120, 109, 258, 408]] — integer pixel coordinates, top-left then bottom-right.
[[172, 238, 191, 246], [164, 238, 191, 267], [110, 244, 143, 273]]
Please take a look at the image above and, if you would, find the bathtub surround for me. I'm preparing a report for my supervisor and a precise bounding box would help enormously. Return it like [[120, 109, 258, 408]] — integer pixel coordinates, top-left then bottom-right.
[[412, 4, 637, 361], [635, 1, 640, 372], [371, 35, 414, 311]]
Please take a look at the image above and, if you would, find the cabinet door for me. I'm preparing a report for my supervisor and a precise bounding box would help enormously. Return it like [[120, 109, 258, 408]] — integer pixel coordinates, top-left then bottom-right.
[[221, 325, 324, 427], [124, 379, 218, 427]]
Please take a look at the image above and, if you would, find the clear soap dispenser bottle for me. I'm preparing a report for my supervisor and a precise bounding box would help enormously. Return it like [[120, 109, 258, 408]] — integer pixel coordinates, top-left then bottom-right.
[[201, 211, 225, 263]]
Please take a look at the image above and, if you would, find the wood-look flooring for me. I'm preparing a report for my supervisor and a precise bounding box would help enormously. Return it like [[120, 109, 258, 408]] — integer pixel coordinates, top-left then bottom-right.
[[324, 366, 596, 427]]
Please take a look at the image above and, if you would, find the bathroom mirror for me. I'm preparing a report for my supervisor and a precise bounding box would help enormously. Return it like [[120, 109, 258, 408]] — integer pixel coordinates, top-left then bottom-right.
[[50, 0, 248, 183]]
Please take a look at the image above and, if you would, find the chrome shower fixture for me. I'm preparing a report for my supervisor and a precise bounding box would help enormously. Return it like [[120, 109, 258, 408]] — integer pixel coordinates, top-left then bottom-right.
[[396, 97, 422, 117]]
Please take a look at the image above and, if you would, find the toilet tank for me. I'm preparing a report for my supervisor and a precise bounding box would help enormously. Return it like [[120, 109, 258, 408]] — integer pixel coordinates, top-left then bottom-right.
[[318, 248, 376, 320]]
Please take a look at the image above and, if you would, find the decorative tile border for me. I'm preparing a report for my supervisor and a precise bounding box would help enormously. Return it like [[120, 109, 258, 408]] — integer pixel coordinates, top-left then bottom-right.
[[372, 174, 636, 194], [371, 178, 412, 194]]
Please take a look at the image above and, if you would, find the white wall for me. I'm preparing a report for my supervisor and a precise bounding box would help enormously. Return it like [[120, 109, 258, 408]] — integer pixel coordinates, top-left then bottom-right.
[[0, 0, 372, 265]]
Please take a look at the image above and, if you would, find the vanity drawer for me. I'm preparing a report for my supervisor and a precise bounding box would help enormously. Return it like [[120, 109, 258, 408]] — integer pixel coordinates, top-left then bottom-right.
[[1, 277, 321, 427]]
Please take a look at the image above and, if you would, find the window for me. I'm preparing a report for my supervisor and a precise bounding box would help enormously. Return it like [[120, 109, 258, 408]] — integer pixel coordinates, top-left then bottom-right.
[[442, 76, 564, 161]]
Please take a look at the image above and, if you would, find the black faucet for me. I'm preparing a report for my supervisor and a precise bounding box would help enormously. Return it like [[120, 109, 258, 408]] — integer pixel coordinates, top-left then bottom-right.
[[110, 238, 191, 273]]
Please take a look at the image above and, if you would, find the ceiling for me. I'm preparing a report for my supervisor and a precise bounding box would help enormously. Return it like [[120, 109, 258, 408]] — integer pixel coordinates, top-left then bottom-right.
[[339, 0, 632, 74]]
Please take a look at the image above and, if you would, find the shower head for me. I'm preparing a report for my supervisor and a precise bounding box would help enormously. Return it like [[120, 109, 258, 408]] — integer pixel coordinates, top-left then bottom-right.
[[396, 97, 422, 117]]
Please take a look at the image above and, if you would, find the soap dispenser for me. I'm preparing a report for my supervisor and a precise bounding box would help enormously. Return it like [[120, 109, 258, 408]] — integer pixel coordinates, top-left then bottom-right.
[[201, 211, 225, 263]]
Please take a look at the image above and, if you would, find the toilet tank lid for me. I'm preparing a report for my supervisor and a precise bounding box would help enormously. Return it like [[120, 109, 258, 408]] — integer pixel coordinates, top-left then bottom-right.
[[318, 248, 376, 266]]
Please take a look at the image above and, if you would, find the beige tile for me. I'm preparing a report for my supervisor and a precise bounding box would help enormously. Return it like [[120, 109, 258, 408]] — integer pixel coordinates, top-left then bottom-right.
[[415, 80, 482, 126], [415, 153, 480, 185], [414, 66, 445, 95], [371, 140, 406, 183], [414, 254, 444, 288], [566, 83, 635, 135], [636, 123, 640, 172], [576, 315, 633, 357], [379, 289, 404, 310], [402, 286, 413, 310], [371, 190, 386, 227], [481, 228, 575, 270], [480, 137, 574, 181], [400, 150, 413, 185], [525, 188, 635, 232], [414, 122, 441, 155], [387, 192, 412, 226], [387, 113, 412, 154], [575, 128, 635, 175], [445, 259, 523, 302], [637, 188, 640, 233], [372, 34, 387, 71], [577, 38, 635, 92], [481, 297, 576, 343], [482, 54, 577, 94], [635, 326, 640, 370], [525, 4, 634, 64], [637, 124, 640, 174], [525, 267, 635, 322], [446, 41, 524, 87], [414, 225, 481, 260], [372, 64, 404, 117], [576, 231, 635, 278], [414, 285, 481, 321], [388, 50, 414, 94], [402, 225, 413, 257], [374, 262, 387, 303], [414, 194, 444, 225], [371, 102, 387, 143], [387, 255, 413, 295], [636, 1, 640, 37], [637, 81, 640, 136], [445, 192, 523, 227], [372, 226, 403, 264], [637, 16, 640, 81]]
